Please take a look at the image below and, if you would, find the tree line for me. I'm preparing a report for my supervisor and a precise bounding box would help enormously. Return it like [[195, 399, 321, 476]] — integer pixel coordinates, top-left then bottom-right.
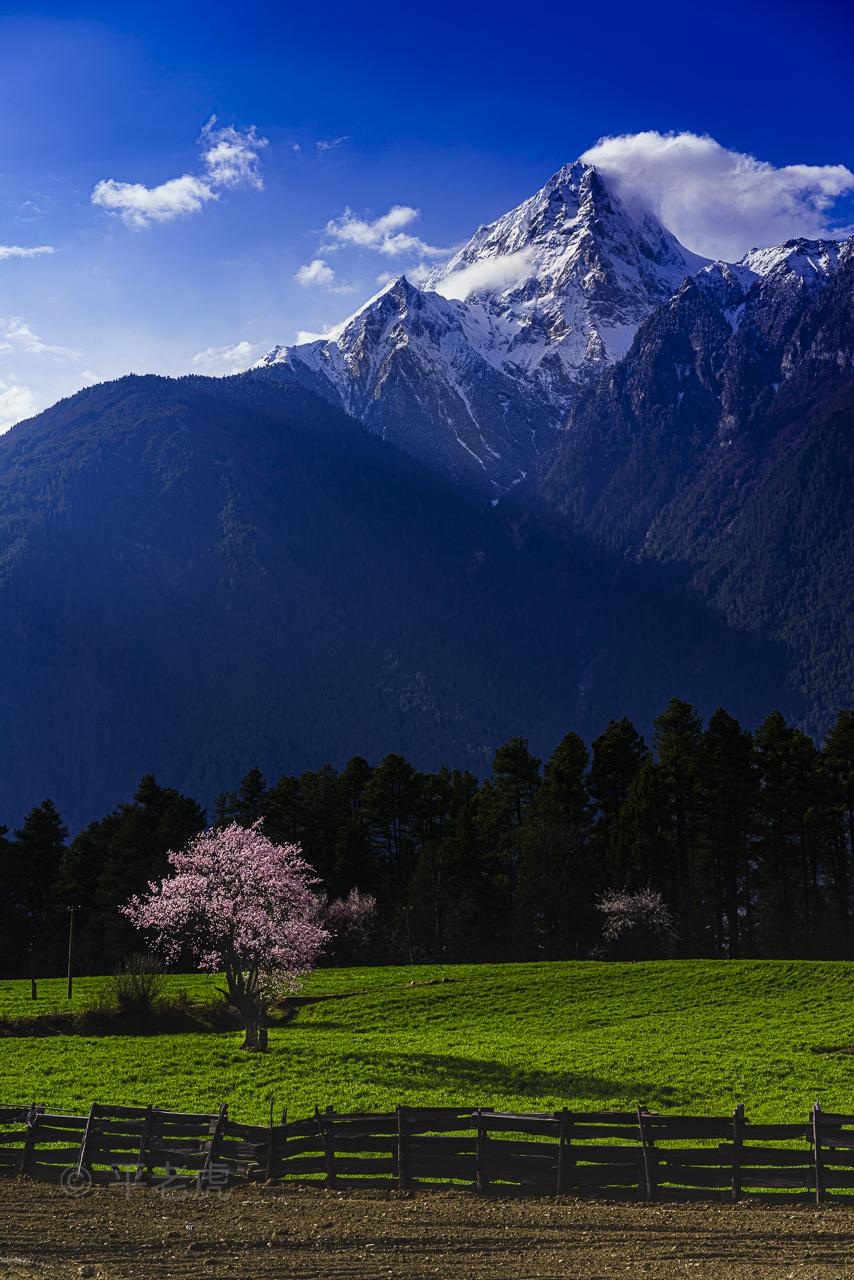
[[2, 699, 853, 978]]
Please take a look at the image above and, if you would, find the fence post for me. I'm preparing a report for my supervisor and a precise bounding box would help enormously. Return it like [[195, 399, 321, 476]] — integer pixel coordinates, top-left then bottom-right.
[[316, 1107, 337, 1188], [556, 1108, 570, 1195], [476, 1110, 488, 1195], [637, 1106, 655, 1203], [812, 1102, 824, 1207], [19, 1103, 39, 1177], [265, 1106, 278, 1183], [397, 1106, 410, 1191], [135, 1105, 154, 1184], [76, 1103, 98, 1180], [198, 1104, 228, 1190], [731, 1104, 744, 1203]]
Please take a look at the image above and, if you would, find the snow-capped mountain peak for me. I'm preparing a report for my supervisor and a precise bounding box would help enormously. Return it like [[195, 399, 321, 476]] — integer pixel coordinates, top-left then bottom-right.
[[252, 159, 711, 491]]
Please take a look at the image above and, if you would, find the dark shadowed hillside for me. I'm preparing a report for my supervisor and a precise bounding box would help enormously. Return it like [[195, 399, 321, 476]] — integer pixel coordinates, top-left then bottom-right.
[[0, 374, 789, 827]]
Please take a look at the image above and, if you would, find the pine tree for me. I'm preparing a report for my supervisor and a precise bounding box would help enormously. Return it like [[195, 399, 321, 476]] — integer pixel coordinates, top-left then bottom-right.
[[698, 709, 757, 957], [654, 698, 703, 937], [517, 733, 594, 958], [58, 777, 204, 973], [12, 799, 69, 975], [589, 717, 646, 882]]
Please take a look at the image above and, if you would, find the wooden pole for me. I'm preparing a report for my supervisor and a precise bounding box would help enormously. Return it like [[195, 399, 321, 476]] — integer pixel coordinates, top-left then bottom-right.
[[397, 1106, 410, 1191], [265, 1098, 276, 1182], [30, 944, 36, 1001], [637, 1105, 655, 1203], [316, 1107, 337, 1187], [77, 1103, 97, 1180], [731, 1104, 744, 1202], [19, 1103, 38, 1177], [135, 1105, 154, 1184], [556, 1108, 568, 1195], [198, 1104, 227, 1190], [66, 906, 76, 1001], [475, 1110, 488, 1195], [812, 1102, 824, 1207]]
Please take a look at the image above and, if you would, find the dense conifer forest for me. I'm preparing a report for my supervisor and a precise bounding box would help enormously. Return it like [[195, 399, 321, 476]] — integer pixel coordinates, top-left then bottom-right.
[[2, 698, 852, 978]]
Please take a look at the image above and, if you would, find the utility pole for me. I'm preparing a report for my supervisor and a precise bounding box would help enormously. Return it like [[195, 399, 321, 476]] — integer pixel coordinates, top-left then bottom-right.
[[66, 905, 76, 1001], [30, 941, 37, 1001]]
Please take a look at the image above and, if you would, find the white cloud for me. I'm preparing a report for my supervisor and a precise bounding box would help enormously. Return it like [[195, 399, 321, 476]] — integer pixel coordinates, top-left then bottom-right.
[[434, 249, 534, 300], [0, 317, 80, 358], [0, 379, 38, 433], [323, 205, 448, 258], [316, 137, 348, 153], [294, 258, 356, 293], [199, 117, 266, 190], [92, 117, 268, 228], [92, 174, 216, 226], [402, 263, 433, 286], [295, 258, 336, 287], [581, 131, 854, 261], [295, 327, 334, 344], [191, 340, 259, 373], [0, 244, 54, 261]]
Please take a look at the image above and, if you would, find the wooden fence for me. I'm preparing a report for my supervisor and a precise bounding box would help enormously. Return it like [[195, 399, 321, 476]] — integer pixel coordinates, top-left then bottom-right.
[[2, 1102, 854, 1202]]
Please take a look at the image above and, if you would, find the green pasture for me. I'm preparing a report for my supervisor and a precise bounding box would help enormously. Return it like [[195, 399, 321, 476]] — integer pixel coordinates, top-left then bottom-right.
[[2, 961, 854, 1124]]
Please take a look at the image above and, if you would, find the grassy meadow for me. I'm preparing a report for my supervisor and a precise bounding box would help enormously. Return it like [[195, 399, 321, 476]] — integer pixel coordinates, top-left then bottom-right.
[[2, 961, 854, 1124]]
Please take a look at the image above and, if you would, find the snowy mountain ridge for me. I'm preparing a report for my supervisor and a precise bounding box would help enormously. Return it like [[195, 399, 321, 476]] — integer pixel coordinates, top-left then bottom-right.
[[253, 160, 851, 492]]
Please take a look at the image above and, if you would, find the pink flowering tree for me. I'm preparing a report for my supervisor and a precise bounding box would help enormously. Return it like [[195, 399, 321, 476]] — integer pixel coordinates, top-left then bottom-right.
[[121, 821, 328, 1051], [325, 888, 377, 965], [596, 888, 676, 960]]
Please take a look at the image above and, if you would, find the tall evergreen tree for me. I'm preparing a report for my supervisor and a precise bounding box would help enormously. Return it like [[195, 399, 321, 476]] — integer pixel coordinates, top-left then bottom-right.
[[654, 698, 703, 938], [216, 767, 269, 828], [11, 800, 68, 976], [517, 733, 594, 958], [57, 777, 204, 973], [698, 709, 757, 957], [589, 717, 646, 882]]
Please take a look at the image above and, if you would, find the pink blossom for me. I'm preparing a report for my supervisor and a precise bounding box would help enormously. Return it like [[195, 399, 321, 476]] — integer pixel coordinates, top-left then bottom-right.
[[122, 821, 328, 999]]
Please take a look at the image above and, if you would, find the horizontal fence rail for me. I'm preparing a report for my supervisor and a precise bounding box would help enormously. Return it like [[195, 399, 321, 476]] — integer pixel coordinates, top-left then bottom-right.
[[1, 1101, 853, 1202]]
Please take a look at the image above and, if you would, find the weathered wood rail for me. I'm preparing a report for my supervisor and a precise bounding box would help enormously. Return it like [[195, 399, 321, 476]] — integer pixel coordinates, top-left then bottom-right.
[[2, 1101, 854, 1201]]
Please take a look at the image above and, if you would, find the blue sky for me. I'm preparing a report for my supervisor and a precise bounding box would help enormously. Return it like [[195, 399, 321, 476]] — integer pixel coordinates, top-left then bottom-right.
[[1, 0, 852, 428]]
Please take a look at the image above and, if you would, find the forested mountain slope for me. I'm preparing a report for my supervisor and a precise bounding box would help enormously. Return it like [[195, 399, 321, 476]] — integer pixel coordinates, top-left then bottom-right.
[[0, 374, 787, 827], [535, 239, 854, 729]]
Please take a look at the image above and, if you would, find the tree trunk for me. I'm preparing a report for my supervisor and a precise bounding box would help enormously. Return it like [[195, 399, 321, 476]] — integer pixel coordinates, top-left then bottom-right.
[[232, 992, 268, 1052]]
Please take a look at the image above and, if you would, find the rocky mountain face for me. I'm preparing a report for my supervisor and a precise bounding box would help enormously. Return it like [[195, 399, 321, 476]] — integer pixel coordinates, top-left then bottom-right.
[[255, 161, 707, 493], [535, 236, 854, 728]]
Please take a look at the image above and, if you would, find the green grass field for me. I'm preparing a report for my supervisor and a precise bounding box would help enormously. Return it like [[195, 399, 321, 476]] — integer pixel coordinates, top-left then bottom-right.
[[2, 961, 854, 1125]]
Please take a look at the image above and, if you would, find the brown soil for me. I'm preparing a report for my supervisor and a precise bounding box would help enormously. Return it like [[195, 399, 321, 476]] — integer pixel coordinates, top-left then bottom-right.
[[2, 1181, 854, 1279]]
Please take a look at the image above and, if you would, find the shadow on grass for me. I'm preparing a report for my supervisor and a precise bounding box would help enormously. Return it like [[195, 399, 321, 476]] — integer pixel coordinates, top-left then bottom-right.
[[317, 1048, 678, 1108]]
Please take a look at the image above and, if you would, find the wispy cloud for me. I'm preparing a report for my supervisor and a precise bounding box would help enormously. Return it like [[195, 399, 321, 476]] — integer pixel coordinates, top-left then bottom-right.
[[323, 205, 448, 258], [434, 250, 534, 300], [191, 340, 259, 373], [0, 244, 54, 261], [92, 116, 268, 228], [0, 379, 39, 433], [294, 258, 356, 293], [316, 137, 348, 153], [295, 326, 335, 344], [582, 131, 854, 260], [0, 317, 80, 358]]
